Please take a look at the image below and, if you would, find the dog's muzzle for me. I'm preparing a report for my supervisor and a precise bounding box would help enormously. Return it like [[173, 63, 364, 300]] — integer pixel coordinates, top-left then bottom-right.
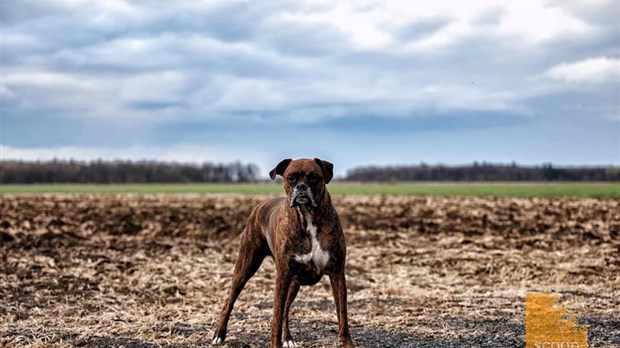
[[290, 185, 317, 208]]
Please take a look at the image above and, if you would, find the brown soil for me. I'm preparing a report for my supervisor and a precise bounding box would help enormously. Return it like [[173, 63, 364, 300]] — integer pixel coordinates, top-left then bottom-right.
[[1, 194, 619, 347]]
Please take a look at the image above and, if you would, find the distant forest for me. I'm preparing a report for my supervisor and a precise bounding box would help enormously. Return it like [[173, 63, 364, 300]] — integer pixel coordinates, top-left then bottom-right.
[[1, 160, 619, 184], [345, 162, 620, 182], [0, 160, 260, 184]]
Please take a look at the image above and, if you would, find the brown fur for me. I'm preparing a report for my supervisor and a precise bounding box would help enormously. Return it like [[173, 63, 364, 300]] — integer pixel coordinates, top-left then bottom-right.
[[213, 158, 353, 347]]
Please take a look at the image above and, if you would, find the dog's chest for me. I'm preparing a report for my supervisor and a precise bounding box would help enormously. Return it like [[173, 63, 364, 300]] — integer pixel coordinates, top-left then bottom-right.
[[294, 215, 330, 270]]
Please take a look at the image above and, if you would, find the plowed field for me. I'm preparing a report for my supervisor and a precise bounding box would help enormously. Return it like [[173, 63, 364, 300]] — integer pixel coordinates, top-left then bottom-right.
[[1, 194, 619, 347]]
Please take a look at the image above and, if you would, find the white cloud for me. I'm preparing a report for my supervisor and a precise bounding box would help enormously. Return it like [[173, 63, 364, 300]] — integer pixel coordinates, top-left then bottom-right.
[[545, 57, 620, 83], [497, 2, 592, 43], [2, 71, 95, 88], [296, 0, 596, 53]]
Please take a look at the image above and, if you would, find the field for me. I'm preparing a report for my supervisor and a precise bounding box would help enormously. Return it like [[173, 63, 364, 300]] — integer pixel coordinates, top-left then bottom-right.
[[1, 193, 619, 347], [2, 182, 620, 198]]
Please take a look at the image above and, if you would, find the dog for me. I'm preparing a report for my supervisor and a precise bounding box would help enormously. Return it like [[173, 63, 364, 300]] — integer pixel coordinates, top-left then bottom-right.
[[212, 158, 353, 347]]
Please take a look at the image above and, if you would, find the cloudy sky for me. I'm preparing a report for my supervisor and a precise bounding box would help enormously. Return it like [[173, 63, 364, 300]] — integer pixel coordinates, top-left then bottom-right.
[[1, 0, 619, 176]]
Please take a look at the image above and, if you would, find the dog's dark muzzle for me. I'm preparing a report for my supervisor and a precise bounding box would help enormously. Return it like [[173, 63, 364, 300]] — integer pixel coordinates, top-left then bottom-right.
[[290, 185, 316, 207], [293, 195, 310, 206]]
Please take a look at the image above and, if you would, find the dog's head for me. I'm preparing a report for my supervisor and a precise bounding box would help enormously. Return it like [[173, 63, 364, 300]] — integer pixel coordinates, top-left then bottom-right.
[[269, 158, 334, 208]]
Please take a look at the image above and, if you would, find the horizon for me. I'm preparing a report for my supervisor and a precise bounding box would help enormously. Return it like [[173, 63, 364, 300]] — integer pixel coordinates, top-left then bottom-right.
[[1, 156, 618, 180], [2, 1, 619, 177], [1, 146, 619, 177]]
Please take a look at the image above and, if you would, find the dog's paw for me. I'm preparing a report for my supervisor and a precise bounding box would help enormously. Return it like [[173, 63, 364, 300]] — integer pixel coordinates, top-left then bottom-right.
[[212, 336, 224, 345], [283, 340, 298, 347]]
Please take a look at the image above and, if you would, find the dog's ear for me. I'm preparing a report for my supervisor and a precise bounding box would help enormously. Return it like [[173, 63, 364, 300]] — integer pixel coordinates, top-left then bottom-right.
[[269, 159, 292, 180], [314, 158, 334, 184]]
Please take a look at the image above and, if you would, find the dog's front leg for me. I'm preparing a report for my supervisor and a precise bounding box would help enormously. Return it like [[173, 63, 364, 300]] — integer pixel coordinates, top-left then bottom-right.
[[271, 267, 292, 348], [329, 271, 354, 348]]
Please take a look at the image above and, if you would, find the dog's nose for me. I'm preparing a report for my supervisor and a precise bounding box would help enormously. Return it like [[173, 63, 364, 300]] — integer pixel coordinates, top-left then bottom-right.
[[296, 183, 307, 191]]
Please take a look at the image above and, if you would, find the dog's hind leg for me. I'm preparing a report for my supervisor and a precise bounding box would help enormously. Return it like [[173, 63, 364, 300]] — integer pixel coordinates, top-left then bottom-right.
[[329, 271, 354, 348], [271, 267, 292, 348], [212, 228, 267, 345], [282, 280, 300, 347]]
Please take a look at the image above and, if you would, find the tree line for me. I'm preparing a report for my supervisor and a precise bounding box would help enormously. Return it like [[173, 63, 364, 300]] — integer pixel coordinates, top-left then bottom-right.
[[2, 160, 619, 184], [345, 162, 620, 181], [0, 160, 260, 183]]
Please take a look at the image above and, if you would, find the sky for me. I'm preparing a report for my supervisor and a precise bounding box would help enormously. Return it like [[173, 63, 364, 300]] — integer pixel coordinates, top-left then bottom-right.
[[1, 0, 619, 176]]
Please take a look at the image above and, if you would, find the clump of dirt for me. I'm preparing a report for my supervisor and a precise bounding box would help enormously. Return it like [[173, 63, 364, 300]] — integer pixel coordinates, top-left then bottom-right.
[[1, 194, 618, 347]]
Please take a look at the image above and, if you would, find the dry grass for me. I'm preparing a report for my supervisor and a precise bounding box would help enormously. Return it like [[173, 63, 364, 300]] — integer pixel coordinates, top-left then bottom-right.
[[1, 194, 619, 347]]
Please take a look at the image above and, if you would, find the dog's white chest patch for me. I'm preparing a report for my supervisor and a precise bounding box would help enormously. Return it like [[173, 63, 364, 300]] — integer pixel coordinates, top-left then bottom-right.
[[294, 216, 330, 269]]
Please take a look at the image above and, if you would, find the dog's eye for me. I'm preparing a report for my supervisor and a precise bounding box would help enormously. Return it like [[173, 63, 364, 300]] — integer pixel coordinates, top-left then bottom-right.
[[308, 174, 319, 182], [287, 175, 296, 183]]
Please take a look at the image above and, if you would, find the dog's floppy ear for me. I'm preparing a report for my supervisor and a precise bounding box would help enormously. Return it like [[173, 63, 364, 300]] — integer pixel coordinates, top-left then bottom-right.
[[269, 159, 292, 180], [314, 158, 334, 184]]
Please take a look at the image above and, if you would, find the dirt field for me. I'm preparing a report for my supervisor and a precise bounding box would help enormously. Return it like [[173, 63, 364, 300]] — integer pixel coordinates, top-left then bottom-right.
[[1, 194, 619, 347]]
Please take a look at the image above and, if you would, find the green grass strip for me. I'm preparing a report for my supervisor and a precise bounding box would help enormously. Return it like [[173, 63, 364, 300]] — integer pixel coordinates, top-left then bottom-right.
[[1, 182, 619, 198]]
